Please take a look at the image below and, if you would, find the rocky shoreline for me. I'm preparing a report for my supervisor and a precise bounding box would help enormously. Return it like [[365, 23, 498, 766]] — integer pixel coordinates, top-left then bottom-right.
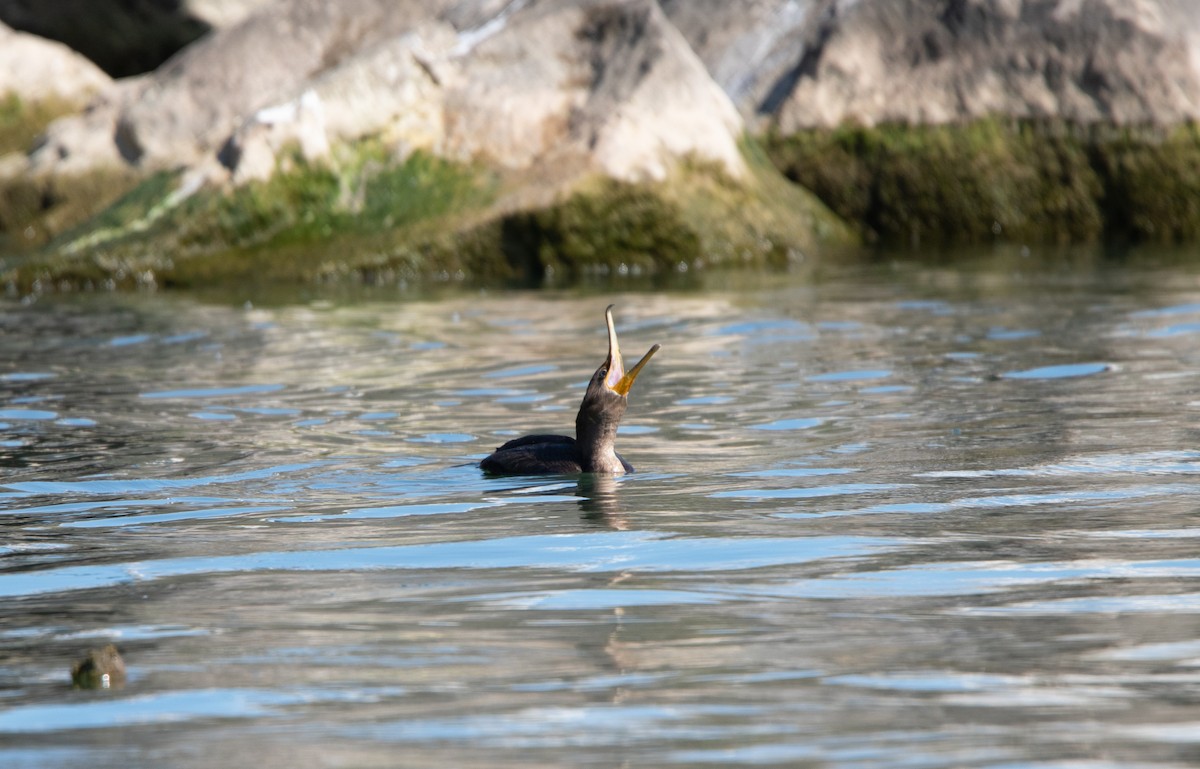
[[2, 0, 1199, 291]]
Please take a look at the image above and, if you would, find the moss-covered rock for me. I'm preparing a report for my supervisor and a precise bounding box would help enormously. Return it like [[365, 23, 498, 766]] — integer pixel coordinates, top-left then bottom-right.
[[766, 120, 1100, 246], [1090, 125, 1200, 243], [163, 147, 489, 254], [493, 181, 700, 277], [0, 168, 141, 256], [3, 136, 853, 293], [0, 94, 144, 254], [329, 145, 854, 288], [0, 93, 74, 156], [766, 119, 1200, 248]]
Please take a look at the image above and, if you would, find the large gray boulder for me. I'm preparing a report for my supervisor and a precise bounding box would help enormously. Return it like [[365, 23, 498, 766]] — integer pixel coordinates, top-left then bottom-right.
[[433, 0, 745, 182], [665, 0, 1200, 129], [113, 0, 457, 169], [28, 0, 744, 192], [25, 0, 452, 174]]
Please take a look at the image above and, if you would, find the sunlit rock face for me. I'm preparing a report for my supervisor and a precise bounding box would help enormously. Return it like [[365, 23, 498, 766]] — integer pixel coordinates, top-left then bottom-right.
[[0, 21, 111, 107], [664, 0, 1200, 129], [26, 0, 459, 176], [23, 0, 745, 188], [15, 0, 1200, 184], [659, 0, 819, 125], [439, 0, 745, 183], [93, 0, 457, 172]]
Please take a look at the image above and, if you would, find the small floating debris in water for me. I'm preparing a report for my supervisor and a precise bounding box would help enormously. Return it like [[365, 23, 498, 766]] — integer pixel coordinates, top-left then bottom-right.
[[70, 644, 126, 690]]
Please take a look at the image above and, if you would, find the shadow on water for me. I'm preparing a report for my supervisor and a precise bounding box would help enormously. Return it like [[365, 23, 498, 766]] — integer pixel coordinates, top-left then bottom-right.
[[4, 250, 1200, 767]]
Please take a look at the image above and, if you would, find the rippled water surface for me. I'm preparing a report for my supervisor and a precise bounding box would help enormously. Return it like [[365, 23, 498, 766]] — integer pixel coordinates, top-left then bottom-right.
[[3, 257, 1200, 767]]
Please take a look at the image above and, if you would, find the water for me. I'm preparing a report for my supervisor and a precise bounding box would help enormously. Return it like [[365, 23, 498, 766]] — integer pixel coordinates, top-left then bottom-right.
[[3, 255, 1200, 767]]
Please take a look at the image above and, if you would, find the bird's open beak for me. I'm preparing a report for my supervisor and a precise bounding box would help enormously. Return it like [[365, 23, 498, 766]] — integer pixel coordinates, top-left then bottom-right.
[[603, 305, 660, 397]]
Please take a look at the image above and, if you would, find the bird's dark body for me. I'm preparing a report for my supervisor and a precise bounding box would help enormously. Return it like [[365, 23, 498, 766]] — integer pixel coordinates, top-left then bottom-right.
[[479, 434, 633, 475]]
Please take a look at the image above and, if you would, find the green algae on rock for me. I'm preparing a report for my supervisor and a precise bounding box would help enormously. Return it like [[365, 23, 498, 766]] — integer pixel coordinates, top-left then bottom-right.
[[1090, 125, 1200, 244], [0, 93, 77, 156], [766, 120, 1200, 249], [0, 93, 145, 254], [0, 167, 141, 256], [3, 136, 852, 294], [348, 140, 852, 288]]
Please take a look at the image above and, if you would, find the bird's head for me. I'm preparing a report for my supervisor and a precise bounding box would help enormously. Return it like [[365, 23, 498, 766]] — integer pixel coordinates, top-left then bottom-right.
[[577, 305, 660, 441]]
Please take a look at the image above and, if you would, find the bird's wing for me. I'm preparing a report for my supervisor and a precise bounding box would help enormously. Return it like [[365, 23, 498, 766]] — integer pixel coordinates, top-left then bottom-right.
[[490, 434, 574, 452], [480, 437, 583, 475]]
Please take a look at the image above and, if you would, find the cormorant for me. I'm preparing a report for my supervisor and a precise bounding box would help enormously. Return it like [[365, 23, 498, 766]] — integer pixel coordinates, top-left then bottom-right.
[[480, 305, 660, 475]]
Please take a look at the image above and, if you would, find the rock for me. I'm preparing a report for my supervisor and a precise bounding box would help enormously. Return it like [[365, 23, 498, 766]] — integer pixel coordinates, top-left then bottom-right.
[[70, 644, 126, 690], [32, 0, 745, 189], [13, 0, 1200, 185], [221, 0, 747, 185], [224, 21, 458, 184], [0, 21, 112, 106], [114, 0, 458, 170], [749, 0, 1200, 129], [27, 84, 135, 175], [186, 0, 273, 29], [666, 0, 1200, 129], [0, 0, 270, 78], [660, 0, 817, 124], [442, 0, 745, 183], [25, 0, 453, 175]]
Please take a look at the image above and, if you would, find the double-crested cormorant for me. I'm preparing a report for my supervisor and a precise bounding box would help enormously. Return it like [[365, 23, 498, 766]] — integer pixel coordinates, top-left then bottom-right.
[[480, 305, 660, 475]]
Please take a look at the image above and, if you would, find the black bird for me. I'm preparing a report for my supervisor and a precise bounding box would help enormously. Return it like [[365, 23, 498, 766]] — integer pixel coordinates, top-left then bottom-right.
[[480, 305, 660, 475]]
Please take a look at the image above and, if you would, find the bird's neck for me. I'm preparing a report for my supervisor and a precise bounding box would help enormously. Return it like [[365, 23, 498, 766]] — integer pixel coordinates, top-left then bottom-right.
[[585, 444, 625, 473], [576, 412, 624, 473]]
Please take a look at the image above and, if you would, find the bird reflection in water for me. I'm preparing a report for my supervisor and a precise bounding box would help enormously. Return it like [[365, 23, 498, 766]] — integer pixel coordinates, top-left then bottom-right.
[[576, 473, 629, 529]]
